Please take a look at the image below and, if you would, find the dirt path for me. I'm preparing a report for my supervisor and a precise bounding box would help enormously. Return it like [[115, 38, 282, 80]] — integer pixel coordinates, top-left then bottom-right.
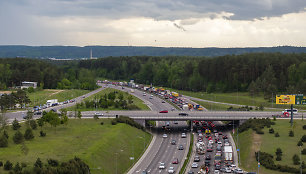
[[45, 89, 64, 97]]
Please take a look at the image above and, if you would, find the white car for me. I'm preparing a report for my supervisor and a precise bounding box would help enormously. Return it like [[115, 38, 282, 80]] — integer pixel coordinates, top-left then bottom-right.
[[229, 164, 236, 171], [191, 163, 198, 168], [208, 140, 214, 144], [94, 112, 103, 116], [224, 142, 230, 146], [214, 170, 220, 174], [217, 141, 222, 146], [234, 168, 244, 174], [159, 162, 166, 169], [163, 134, 168, 138], [168, 166, 175, 173], [225, 168, 231, 173], [181, 133, 186, 138]]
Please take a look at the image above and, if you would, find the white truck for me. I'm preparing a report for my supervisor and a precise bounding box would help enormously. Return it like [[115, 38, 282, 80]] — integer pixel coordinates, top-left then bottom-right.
[[47, 99, 58, 107], [196, 142, 205, 155], [182, 104, 189, 111], [224, 145, 233, 162]]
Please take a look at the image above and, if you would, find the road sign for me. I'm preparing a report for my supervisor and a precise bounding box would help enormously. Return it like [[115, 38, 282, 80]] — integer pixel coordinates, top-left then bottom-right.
[[295, 95, 306, 105], [276, 95, 295, 105], [237, 149, 240, 151]]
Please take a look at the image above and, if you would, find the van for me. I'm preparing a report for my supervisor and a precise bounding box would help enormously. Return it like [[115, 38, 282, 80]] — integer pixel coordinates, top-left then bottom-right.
[[282, 108, 298, 114]]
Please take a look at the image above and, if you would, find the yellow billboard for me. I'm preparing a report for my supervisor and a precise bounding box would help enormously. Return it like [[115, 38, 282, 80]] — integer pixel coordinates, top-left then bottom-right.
[[276, 95, 296, 105]]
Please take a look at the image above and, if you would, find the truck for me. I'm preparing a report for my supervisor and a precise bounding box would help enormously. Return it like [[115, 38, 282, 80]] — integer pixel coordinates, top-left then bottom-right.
[[196, 142, 205, 155], [182, 104, 189, 110], [224, 145, 233, 163], [47, 99, 58, 107], [130, 89, 134, 93], [197, 165, 209, 174]]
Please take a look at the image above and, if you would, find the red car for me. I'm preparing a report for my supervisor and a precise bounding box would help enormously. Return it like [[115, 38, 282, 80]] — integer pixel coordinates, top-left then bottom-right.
[[159, 110, 168, 113], [172, 158, 179, 164]]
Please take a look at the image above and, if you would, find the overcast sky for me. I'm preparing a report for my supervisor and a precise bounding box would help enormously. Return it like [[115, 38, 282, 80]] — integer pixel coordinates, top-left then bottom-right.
[[1, 0, 306, 47]]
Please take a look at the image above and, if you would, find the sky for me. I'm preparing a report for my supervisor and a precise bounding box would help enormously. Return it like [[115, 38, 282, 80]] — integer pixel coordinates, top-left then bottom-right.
[[0, 0, 306, 47]]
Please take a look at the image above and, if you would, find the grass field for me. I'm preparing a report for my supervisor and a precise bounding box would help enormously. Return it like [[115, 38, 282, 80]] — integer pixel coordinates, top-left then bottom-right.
[[28, 89, 90, 106], [237, 119, 306, 174], [67, 88, 149, 111], [0, 119, 151, 174]]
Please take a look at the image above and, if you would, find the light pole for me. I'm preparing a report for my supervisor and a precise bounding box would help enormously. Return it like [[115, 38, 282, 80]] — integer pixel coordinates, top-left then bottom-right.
[[115, 152, 118, 174], [300, 145, 303, 174], [255, 142, 260, 174]]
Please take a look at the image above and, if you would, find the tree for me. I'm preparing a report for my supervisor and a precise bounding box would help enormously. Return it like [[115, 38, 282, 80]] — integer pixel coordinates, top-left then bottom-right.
[[0, 134, 8, 147], [275, 132, 280, 137], [24, 128, 34, 140], [12, 118, 21, 130], [34, 158, 43, 168], [47, 112, 61, 131], [293, 154, 301, 165], [289, 130, 294, 137], [276, 148, 283, 155], [13, 162, 22, 173], [77, 111, 82, 119], [29, 120, 37, 130], [13, 130, 24, 144], [298, 140, 303, 146], [3, 160, 13, 170], [301, 135, 306, 142], [127, 95, 133, 104]]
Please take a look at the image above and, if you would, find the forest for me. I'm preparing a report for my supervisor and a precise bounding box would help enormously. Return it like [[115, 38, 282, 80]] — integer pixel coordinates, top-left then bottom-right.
[[1, 52, 306, 102]]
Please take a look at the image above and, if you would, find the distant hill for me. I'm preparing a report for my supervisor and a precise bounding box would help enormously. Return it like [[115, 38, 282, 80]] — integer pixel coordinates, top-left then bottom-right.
[[0, 45, 306, 59]]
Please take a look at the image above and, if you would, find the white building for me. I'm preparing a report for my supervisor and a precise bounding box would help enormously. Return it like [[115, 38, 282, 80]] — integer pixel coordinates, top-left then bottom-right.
[[21, 81, 37, 89]]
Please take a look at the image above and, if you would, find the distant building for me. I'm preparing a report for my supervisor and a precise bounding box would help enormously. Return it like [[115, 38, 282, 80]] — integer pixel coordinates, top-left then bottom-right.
[[21, 81, 37, 89]]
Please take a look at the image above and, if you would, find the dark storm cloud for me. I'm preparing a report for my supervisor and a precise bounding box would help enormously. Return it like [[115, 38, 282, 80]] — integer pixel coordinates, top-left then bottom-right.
[[1, 0, 306, 21]]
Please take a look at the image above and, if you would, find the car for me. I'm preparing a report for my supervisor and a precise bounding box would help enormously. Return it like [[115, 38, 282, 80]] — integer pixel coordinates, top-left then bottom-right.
[[174, 121, 178, 124], [181, 133, 187, 138], [218, 132, 223, 135], [172, 158, 179, 164], [34, 111, 42, 115], [191, 163, 198, 168], [233, 168, 244, 174], [162, 100, 165, 103], [194, 156, 200, 162], [224, 139, 229, 143], [208, 136, 212, 140], [166, 121, 170, 126], [171, 108, 175, 111], [229, 164, 236, 171], [205, 155, 211, 160], [94, 112, 103, 116], [225, 168, 232, 173], [178, 113, 188, 116], [220, 168, 226, 173], [159, 162, 166, 169], [217, 141, 222, 146], [159, 110, 168, 113], [214, 170, 220, 174], [224, 142, 230, 146], [82, 96, 85, 98], [215, 163, 221, 170], [171, 140, 176, 145], [149, 96, 153, 99], [178, 145, 184, 150], [141, 171, 147, 174], [163, 134, 168, 138], [208, 140, 214, 144], [168, 166, 175, 173], [207, 147, 213, 152], [223, 135, 228, 139], [187, 172, 194, 174]]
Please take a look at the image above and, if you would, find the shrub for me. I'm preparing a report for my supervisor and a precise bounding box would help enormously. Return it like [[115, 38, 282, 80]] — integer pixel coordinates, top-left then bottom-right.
[[12, 118, 21, 130], [13, 162, 22, 173], [29, 120, 37, 130], [111, 119, 117, 125], [303, 125, 306, 130], [289, 130, 294, 137], [302, 148, 306, 155], [94, 115, 99, 120], [298, 141, 304, 146], [0, 134, 8, 147], [301, 135, 306, 142], [276, 148, 282, 156], [47, 159, 59, 167], [34, 158, 42, 168], [13, 131, 24, 144], [3, 130, 9, 139], [100, 122, 104, 125], [276, 155, 282, 161], [24, 128, 34, 140], [293, 154, 300, 165], [40, 131, 46, 137], [21, 162, 27, 168], [275, 132, 280, 137], [269, 128, 274, 134], [0, 161, 3, 167], [4, 160, 13, 170]]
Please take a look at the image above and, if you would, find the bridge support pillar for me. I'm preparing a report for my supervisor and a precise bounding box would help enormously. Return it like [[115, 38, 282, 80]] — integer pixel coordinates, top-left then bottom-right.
[[189, 120, 193, 132]]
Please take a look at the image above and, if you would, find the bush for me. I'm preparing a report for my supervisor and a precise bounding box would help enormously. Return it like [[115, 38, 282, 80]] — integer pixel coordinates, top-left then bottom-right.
[[13, 131, 24, 144], [298, 141, 304, 146], [100, 122, 104, 125], [269, 128, 274, 134], [34, 158, 42, 168], [13, 162, 22, 173], [0, 134, 8, 147], [40, 131, 46, 137], [21, 162, 27, 168], [301, 135, 306, 142], [293, 154, 300, 165], [275, 132, 280, 137], [47, 159, 59, 167], [289, 130, 294, 137], [4, 160, 13, 170], [111, 119, 117, 125], [276, 155, 282, 161], [276, 148, 282, 156], [3, 130, 9, 139], [12, 118, 21, 130], [24, 128, 34, 140], [0, 161, 3, 167], [303, 125, 306, 130], [94, 115, 99, 120], [30, 120, 37, 130], [302, 148, 306, 155]]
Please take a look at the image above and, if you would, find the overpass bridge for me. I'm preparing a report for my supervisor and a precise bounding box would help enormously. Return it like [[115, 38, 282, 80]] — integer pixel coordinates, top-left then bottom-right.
[[79, 111, 285, 121]]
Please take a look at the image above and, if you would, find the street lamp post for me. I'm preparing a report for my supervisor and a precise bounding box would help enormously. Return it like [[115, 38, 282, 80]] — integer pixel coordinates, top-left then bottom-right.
[[300, 145, 303, 174]]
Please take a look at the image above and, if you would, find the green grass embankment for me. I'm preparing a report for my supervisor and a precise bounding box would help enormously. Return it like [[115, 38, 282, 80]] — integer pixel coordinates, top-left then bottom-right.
[[238, 119, 306, 174], [0, 119, 151, 174]]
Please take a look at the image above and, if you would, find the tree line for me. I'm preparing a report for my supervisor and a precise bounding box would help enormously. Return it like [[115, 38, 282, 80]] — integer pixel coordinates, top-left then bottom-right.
[[78, 53, 306, 98], [0, 58, 97, 90]]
